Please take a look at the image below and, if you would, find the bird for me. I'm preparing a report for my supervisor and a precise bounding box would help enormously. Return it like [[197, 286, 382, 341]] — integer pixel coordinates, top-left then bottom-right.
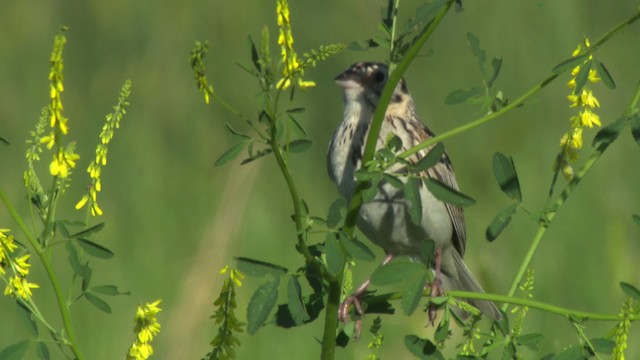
[[327, 61, 501, 329]]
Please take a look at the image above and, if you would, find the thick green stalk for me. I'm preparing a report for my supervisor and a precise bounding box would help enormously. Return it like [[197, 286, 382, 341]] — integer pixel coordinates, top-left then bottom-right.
[[0, 187, 85, 360]]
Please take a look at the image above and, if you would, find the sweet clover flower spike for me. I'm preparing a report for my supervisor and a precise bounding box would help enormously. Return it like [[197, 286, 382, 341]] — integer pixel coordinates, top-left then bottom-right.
[[555, 38, 602, 179], [76, 80, 131, 216], [45, 28, 79, 179], [127, 300, 162, 360], [1, 230, 39, 300]]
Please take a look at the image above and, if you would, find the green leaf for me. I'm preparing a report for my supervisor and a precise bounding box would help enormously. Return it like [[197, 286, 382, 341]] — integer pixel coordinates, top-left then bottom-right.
[[247, 277, 280, 334], [91, 285, 130, 296], [76, 238, 114, 259], [285, 139, 312, 153], [590, 338, 615, 354], [593, 60, 616, 89], [414, 143, 445, 172], [486, 203, 518, 242], [82, 266, 93, 292], [553, 344, 585, 360], [370, 260, 423, 286], [288, 115, 308, 137], [517, 333, 544, 351], [235, 257, 288, 277], [633, 214, 640, 226], [424, 179, 475, 207], [224, 123, 251, 139], [325, 233, 344, 275], [85, 292, 112, 313], [592, 116, 626, 147], [326, 198, 345, 229], [286, 107, 306, 114], [240, 147, 273, 165], [68, 222, 105, 239], [0, 136, 10, 146], [573, 59, 592, 95], [0, 340, 29, 360], [630, 114, 640, 146], [401, 271, 428, 316], [65, 242, 89, 278], [434, 312, 450, 343], [404, 335, 443, 360], [492, 152, 522, 202], [405, 177, 422, 224], [467, 32, 486, 76], [214, 141, 247, 167], [248, 36, 261, 73], [340, 233, 375, 261], [444, 87, 483, 105], [36, 342, 49, 360], [552, 54, 589, 75], [287, 277, 310, 325], [620, 282, 640, 300], [487, 57, 503, 88], [16, 302, 38, 336], [382, 174, 404, 189]]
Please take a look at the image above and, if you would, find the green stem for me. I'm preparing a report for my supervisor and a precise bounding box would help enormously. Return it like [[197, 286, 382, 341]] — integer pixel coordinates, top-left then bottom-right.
[[364, 290, 640, 321], [505, 72, 640, 303], [397, 8, 640, 161], [0, 187, 85, 360]]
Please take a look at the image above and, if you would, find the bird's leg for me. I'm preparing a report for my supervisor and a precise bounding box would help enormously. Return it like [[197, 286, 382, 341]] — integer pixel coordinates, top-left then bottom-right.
[[428, 248, 444, 325], [339, 253, 394, 338]]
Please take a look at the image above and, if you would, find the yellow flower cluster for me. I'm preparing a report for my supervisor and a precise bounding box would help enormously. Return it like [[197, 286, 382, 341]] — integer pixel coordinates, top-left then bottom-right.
[[275, 0, 315, 90], [557, 38, 602, 179], [76, 80, 131, 216], [1, 229, 39, 300], [127, 300, 162, 360], [219, 265, 245, 287], [42, 29, 80, 179]]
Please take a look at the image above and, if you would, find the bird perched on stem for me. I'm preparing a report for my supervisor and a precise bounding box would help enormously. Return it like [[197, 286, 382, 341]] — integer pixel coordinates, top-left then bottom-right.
[[327, 62, 501, 332]]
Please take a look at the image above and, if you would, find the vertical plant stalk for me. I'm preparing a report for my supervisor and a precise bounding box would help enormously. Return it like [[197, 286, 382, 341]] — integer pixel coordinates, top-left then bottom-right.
[[322, 2, 455, 360], [0, 188, 85, 360]]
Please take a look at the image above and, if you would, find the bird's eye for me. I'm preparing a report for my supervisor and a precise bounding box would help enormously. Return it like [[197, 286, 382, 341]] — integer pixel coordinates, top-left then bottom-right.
[[373, 70, 386, 84]]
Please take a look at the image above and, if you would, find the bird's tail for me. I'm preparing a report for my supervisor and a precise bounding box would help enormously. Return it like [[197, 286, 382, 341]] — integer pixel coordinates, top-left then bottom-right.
[[441, 251, 502, 321]]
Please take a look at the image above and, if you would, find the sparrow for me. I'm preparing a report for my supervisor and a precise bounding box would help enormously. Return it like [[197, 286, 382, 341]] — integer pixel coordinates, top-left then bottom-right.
[[327, 62, 501, 329]]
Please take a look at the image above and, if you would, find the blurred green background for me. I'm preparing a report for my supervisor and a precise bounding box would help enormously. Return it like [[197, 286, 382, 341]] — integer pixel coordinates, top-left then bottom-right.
[[1, 0, 640, 359]]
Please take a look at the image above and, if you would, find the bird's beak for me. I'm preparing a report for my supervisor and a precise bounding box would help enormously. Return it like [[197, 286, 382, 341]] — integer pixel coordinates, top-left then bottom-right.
[[335, 68, 362, 89]]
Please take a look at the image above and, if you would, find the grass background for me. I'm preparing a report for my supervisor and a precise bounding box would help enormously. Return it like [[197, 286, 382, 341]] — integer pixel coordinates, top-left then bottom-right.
[[1, 0, 640, 358]]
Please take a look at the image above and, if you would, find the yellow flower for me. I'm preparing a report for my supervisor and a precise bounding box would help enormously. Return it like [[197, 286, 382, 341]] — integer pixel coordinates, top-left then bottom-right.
[[581, 89, 600, 108], [127, 300, 162, 360], [4, 275, 40, 300], [588, 69, 600, 83], [580, 109, 601, 128]]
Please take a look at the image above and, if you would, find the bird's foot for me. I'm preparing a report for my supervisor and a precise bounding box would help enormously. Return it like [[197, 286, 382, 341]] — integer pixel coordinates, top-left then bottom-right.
[[339, 294, 365, 339], [428, 277, 444, 326]]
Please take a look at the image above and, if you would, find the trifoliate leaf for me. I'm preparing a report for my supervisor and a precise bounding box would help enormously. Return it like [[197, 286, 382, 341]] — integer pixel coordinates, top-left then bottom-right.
[[405, 177, 422, 224], [574, 59, 592, 95], [486, 202, 518, 242], [434, 311, 450, 343], [620, 281, 640, 300], [326, 198, 345, 229], [214, 141, 246, 167], [492, 152, 522, 202], [382, 174, 404, 189], [286, 139, 312, 153], [444, 87, 483, 105], [593, 60, 616, 89], [592, 116, 625, 147], [0, 340, 30, 360], [404, 335, 443, 360], [235, 257, 288, 277], [247, 277, 280, 334], [401, 271, 428, 316], [76, 238, 114, 259], [630, 114, 640, 146], [325, 233, 344, 275], [339, 233, 375, 261], [370, 260, 423, 286], [424, 179, 475, 207], [287, 276, 309, 325], [413, 143, 445, 172], [552, 54, 589, 75], [91, 285, 130, 296], [85, 292, 112, 313], [68, 222, 105, 239], [488, 57, 503, 88]]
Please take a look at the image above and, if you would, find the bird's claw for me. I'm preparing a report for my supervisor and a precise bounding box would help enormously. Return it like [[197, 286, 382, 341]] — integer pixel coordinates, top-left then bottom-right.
[[339, 294, 365, 340], [428, 278, 444, 326]]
